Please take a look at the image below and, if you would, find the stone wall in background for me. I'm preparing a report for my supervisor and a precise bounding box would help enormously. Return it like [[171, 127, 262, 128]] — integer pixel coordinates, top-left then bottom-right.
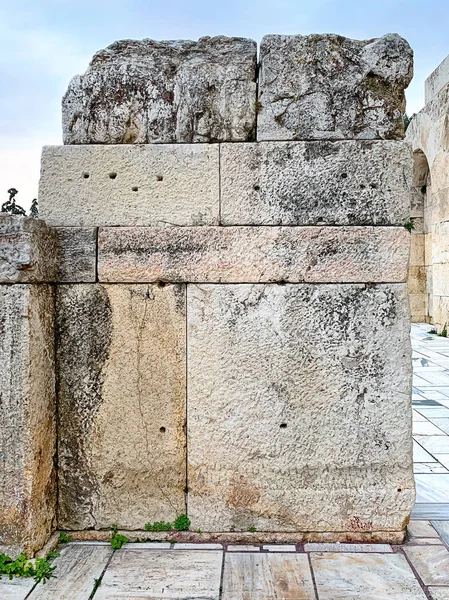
[[0, 32, 415, 555], [406, 55, 449, 329]]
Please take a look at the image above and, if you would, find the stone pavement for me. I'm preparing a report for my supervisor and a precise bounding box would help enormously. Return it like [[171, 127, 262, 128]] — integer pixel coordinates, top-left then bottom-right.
[[1, 322, 449, 599]]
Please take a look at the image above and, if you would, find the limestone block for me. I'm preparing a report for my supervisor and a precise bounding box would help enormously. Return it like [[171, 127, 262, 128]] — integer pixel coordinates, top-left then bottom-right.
[[55, 228, 97, 282], [432, 264, 449, 297], [425, 234, 433, 266], [433, 222, 449, 265], [410, 234, 424, 267], [56, 283, 186, 530], [187, 283, 414, 533], [432, 295, 449, 330], [62, 37, 257, 144], [433, 187, 449, 225], [220, 141, 412, 226], [257, 34, 413, 141], [409, 293, 426, 322], [426, 54, 449, 103], [0, 215, 58, 282], [98, 226, 409, 284], [408, 266, 426, 295], [411, 218, 424, 234], [0, 285, 56, 556], [410, 188, 424, 218], [39, 144, 220, 227]]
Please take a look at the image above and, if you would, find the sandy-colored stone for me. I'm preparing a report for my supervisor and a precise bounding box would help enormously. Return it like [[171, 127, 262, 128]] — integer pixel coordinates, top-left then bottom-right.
[[408, 267, 426, 295], [98, 226, 409, 284], [39, 144, 219, 227], [0, 285, 56, 557], [257, 33, 413, 141], [55, 228, 96, 282], [220, 141, 412, 226], [0, 215, 58, 283], [56, 283, 186, 530], [63, 36, 256, 145], [66, 528, 406, 544], [187, 283, 414, 533], [426, 54, 449, 103]]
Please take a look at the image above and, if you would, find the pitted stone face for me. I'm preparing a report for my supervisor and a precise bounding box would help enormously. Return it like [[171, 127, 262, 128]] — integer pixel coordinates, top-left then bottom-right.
[[62, 36, 257, 145], [257, 33, 413, 141]]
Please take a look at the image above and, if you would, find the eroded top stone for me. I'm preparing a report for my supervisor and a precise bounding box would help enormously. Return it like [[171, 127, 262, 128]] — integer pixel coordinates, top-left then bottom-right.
[[63, 36, 257, 144], [257, 33, 413, 141]]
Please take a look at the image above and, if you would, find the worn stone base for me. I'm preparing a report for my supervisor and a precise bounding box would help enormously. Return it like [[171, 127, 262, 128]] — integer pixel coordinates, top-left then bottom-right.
[[65, 528, 406, 544]]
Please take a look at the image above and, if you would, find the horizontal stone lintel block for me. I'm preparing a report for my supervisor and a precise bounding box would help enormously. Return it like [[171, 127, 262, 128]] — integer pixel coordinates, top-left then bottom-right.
[[221, 140, 412, 226], [39, 144, 220, 227], [0, 215, 58, 283], [98, 226, 410, 283]]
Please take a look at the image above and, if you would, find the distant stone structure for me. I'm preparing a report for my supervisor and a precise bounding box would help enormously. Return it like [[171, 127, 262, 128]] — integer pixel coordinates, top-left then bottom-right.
[[406, 55, 449, 329], [0, 33, 415, 556]]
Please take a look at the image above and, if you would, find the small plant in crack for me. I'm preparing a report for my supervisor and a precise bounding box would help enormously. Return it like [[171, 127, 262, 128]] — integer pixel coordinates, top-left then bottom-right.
[[144, 520, 173, 532], [174, 514, 191, 531], [58, 531, 72, 544], [404, 220, 415, 232], [110, 524, 128, 550], [92, 577, 102, 592], [248, 526, 256, 533], [0, 551, 58, 585]]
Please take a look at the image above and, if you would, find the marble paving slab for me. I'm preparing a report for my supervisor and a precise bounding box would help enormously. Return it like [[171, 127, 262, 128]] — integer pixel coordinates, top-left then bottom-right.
[[303, 543, 392, 553], [415, 474, 449, 502], [413, 421, 447, 435], [415, 436, 449, 454], [28, 544, 113, 599], [94, 549, 223, 600], [310, 552, 427, 600], [415, 408, 449, 418], [429, 419, 449, 435], [432, 521, 449, 545], [0, 577, 36, 600], [404, 545, 449, 585], [436, 455, 449, 469], [414, 441, 437, 462], [411, 504, 449, 520], [407, 521, 439, 537], [414, 462, 449, 473], [428, 588, 449, 600], [222, 552, 315, 600]]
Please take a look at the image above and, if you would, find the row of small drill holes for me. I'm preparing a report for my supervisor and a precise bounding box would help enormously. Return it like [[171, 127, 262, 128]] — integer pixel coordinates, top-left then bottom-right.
[[82, 172, 163, 191]]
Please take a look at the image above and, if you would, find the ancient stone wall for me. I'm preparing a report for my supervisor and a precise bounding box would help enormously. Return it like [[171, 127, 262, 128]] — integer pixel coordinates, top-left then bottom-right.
[[406, 56, 449, 330], [0, 33, 415, 554]]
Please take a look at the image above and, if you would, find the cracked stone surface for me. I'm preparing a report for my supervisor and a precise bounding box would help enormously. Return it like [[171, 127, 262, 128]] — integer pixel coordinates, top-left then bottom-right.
[[56, 283, 186, 530], [0, 284, 56, 557], [187, 283, 414, 533], [62, 36, 257, 144], [257, 33, 413, 141]]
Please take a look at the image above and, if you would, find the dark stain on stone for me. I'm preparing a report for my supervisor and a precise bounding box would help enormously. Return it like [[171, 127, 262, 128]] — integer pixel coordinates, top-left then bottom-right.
[[56, 284, 113, 529]]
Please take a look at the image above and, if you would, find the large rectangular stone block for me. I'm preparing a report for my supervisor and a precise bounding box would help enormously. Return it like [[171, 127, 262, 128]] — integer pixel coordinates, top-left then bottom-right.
[[0, 285, 56, 556], [62, 36, 257, 144], [187, 283, 414, 534], [220, 141, 412, 226], [257, 33, 413, 141], [0, 215, 58, 282], [56, 283, 186, 530], [39, 144, 220, 227], [98, 226, 409, 283]]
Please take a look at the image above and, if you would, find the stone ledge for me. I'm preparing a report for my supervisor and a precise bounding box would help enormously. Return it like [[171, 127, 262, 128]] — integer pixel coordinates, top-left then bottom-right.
[[98, 226, 410, 283]]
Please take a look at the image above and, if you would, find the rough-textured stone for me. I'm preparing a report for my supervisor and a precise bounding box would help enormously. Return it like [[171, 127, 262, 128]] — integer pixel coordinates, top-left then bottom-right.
[[0, 215, 58, 282], [56, 283, 186, 530], [220, 141, 412, 226], [39, 144, 220, 227], [62, 37, 257, 145], [98, 226, 409, 284], [257, 33, 413, 141], [187, 283, 414, 533], [0, 285, 56, 556], [425, 54, 449, 103], [55, 228, 97, 282]]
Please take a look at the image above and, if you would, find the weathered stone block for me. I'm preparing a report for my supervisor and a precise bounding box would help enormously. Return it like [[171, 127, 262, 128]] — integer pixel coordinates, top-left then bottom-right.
[[39, 144, 220, 227], [56, 228, 97, 282], [187, 283, 414, 533], [0, 285, 56, 556], [98, 226, 409, 283], [257, 34, 413, 141], [56, 283, 186, 530], [220, 141, 412, 226], [425, 54, 449, 103], [62, 37, 257, 144], [0, 215, 58, 282]]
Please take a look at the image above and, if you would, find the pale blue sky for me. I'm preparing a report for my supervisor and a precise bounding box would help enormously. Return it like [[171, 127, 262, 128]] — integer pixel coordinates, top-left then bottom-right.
[[1, 0, 448, 207]]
